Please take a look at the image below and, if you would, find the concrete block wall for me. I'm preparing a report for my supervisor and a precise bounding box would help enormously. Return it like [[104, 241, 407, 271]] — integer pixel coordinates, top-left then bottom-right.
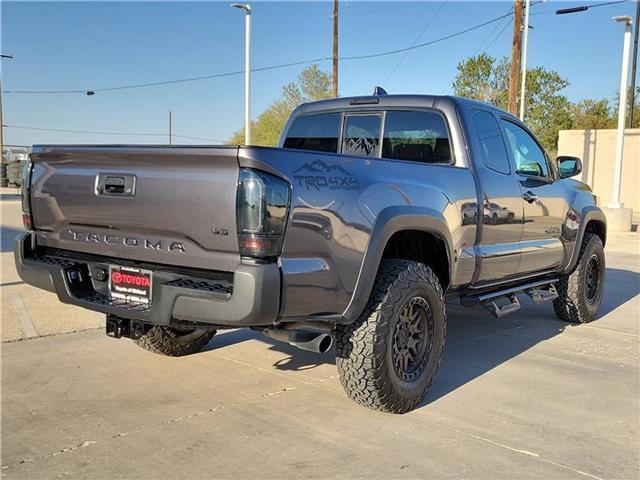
[[558, 129, 639, 215]]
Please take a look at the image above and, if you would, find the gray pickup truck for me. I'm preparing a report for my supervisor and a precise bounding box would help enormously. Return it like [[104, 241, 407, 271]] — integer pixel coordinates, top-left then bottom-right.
[[16, 93, 606, 413]]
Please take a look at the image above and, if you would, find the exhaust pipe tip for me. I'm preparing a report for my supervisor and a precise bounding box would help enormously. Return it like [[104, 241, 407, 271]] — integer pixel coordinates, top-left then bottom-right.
[[291, 333, 333, 354], [263, 328, 333, 354]]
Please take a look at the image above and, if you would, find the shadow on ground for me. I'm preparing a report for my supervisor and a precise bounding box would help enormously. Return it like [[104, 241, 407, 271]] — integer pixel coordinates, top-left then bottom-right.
[[203, 265, 638, 407], [600, 267, 640, 315], [0, 193, 21, 202], [1, 227, 23, 253]]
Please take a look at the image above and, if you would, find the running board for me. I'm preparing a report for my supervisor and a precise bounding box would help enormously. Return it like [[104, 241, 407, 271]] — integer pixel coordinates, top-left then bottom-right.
[[460, 279, 558, 318]]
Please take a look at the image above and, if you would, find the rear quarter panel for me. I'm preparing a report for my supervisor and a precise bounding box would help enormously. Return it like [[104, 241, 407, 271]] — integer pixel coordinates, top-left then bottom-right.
[[240, 147, 477, 319]]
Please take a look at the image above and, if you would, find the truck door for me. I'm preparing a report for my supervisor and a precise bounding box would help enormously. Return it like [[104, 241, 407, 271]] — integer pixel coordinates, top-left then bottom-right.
[[467, 109, 524, 285], [499, 119, 567, 275]]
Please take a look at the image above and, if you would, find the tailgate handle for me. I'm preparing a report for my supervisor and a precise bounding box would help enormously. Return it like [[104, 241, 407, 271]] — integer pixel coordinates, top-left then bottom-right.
[[97, 174, 136, 196]]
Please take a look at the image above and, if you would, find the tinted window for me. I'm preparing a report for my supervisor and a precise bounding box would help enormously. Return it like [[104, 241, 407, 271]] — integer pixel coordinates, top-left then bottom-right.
[[470, 110, 511, 174], [342, 115, 381, 157], [501, 120, 549, 177], [382, 111, 451, 164], [283, 113, 340, 153]]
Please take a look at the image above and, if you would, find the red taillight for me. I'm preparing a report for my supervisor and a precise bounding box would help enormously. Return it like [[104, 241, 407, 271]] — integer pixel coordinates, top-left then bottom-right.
[[22, 213, 33, 230], [238, 234, 282, 258], [236, 169, 290, 259], [21, 157, 34, 231]]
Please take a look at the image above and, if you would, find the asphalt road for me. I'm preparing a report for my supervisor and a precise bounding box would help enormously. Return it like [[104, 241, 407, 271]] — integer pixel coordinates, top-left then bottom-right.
[[1, 197, 638, 479]]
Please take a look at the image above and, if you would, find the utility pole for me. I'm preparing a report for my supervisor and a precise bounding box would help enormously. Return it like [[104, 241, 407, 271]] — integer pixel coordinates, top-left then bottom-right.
[[519, 0, 531, 120], [0, 54, 13, 165], [332, 0, 339, 98], [168, 111, 172, 145], [629, 0, 639, 127], [508, 0, 524, 116]]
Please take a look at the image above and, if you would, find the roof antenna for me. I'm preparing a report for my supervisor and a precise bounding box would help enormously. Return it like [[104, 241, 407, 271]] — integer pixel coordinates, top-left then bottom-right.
[[373, 86, 388, 96]]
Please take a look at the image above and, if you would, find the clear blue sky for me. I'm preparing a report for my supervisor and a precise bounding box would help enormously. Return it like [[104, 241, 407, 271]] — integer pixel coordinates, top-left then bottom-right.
[[2, 0, 637, 146]]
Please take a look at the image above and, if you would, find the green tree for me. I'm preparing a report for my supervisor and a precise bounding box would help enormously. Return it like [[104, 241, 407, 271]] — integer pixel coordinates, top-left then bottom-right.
[[523, 67, 573, 154], [451, 54, 508, 109], [453, 55, 573, 153], [630, 86, 640, 128], [229, 64, 332, 146], [612, 86, 640, 128], [572, 99, 615, 130]]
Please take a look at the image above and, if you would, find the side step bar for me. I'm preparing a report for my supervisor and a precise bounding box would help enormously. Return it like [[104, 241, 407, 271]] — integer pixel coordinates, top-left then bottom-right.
[[460, 279, 558, 318]]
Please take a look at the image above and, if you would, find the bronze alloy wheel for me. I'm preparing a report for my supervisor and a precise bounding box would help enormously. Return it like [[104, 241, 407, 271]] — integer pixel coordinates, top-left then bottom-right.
[[585, 254, 601, 304], [392, 296, 434, 382]]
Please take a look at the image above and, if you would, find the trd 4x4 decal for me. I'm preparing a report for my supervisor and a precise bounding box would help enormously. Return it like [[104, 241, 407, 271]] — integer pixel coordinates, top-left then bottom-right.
[[292, 160, 360, 191]]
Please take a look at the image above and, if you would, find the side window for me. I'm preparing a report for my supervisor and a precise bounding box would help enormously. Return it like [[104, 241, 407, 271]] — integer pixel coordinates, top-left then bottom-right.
[[469, 109, 511, 174], [382, 110, 451, 164], [342, 115, 381, 157], [501, 120, 549, 178], [283, 113, 340, 153]]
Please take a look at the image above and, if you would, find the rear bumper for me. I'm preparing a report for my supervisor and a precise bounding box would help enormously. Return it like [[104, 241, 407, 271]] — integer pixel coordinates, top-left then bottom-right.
[[14, 233, 280, 327]]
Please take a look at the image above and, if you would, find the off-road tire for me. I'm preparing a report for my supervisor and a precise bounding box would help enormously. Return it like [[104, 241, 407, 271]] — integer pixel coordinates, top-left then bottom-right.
[[134, 326, 216, 356], [335, 259, 446, 414], [553, 233, 605, 323]]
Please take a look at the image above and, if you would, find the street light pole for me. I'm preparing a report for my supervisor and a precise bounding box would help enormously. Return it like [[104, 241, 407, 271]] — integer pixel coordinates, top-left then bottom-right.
[[0, 54, 14, 164], [519, 0, 531, 120], [629, 0, 639, 127], [232, 3, 252, 145], [611, 15, 633, 208]]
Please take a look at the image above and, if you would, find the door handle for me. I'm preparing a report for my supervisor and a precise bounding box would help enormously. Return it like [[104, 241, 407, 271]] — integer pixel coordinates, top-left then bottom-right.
[[103, 176, 125, 194], [522, 191, 538, 203], [96, 173, 136, 196]]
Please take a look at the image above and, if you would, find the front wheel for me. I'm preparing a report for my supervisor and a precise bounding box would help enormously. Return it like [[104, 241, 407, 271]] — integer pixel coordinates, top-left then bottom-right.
[[134, 326, 216, 356], [335, 260, 446, 414], [553, 233, 605, 323]]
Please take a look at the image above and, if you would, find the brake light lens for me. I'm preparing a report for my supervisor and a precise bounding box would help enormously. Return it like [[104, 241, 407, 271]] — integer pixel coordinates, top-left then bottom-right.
[[236, 168, 290, 259], [21, 157, 34, 231]]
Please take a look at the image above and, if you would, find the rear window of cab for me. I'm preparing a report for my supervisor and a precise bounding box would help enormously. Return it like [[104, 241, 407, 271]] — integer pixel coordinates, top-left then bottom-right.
[[283, 110, 452, 165]]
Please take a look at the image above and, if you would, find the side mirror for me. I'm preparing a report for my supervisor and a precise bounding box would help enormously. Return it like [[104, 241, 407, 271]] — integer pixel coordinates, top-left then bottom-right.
[[557, 156, 582, 179]]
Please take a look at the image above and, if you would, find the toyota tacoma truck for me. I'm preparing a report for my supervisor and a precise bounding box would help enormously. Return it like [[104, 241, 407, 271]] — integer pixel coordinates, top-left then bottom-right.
[[15, 93, 606, 413]]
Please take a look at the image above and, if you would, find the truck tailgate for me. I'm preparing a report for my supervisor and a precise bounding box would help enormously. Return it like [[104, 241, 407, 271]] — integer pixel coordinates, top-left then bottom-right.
[[29, 146, 241, 272]]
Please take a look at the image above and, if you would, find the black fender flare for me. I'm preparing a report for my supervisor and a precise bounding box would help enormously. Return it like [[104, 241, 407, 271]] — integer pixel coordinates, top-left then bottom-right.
[[563, 205, 607, 274], [341, 206, 454, 323]]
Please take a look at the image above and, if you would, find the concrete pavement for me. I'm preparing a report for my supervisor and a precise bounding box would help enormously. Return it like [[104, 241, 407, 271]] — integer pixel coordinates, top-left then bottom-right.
[[1, 198, 639, 479], [1, 198, 103, 341]]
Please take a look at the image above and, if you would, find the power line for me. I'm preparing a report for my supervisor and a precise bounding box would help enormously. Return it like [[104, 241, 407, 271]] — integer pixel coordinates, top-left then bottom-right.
[[342, 2, 418, 16], [475, 7, 513, 54], [382, 1, 447, 87], [541, 0, 630, 15], [3, 124, 224, 143], [6, 57, 330, 94], [441, 5, 514, 95], [484, 16, 513, 51], [341, 11, 515, 61], [586, 0, 630, 9], [6, 11, 516, 96]]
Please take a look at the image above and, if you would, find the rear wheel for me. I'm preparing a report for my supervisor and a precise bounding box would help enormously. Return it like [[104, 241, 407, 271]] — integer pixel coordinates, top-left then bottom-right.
[[335, 259, 446, 414], [553, 233, 605, 323], [134, 326, 216, 356]]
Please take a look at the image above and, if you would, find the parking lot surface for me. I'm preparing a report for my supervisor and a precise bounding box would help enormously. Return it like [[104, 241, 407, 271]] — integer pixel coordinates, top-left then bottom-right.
[[1, 198, 638, 479]]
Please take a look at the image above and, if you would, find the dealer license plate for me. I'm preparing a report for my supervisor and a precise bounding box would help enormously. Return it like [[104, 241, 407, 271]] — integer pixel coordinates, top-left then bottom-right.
[[109, 266, 152, 304]]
